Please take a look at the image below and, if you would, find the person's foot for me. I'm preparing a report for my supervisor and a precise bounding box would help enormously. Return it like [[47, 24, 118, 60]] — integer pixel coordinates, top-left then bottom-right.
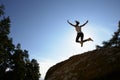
[[79, 41, 83, 47], [88, 38, 93, 41]]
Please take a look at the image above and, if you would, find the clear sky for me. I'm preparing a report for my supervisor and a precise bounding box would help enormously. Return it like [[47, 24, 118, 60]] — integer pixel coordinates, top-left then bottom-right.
[[1, 0, 120, 79]]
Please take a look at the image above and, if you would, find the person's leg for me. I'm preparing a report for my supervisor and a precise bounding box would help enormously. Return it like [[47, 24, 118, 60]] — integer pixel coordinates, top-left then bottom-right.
[[83, 37, 93, 42], [80, 32, 84, 42], [76, 33, 80, 43], [88, 37, 93, 41], [80, 32, 84, 47]]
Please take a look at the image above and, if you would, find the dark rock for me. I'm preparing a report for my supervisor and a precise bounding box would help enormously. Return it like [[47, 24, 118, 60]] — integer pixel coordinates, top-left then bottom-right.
[[45, 47, 120, 80]]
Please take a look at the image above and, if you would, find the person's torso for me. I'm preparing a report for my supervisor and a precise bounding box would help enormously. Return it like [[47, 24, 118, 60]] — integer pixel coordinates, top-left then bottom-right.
[[75, 26, 81, 33]]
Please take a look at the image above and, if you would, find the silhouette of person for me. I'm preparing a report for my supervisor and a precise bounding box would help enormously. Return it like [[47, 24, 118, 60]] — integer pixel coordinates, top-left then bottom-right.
[[67, 20, 93, 47]]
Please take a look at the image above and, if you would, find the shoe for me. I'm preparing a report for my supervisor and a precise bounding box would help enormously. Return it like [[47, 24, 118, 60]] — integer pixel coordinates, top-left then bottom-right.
[[88, 38, 93, 41]]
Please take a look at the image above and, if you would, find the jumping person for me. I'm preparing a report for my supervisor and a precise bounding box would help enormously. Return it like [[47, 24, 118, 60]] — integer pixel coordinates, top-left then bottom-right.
[[67, 20, 93, 47]]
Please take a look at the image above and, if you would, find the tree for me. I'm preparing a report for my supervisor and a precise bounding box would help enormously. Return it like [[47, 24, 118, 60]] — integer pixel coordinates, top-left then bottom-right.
[[0, 5, 14, 79], [0, 4, 4, 16], [0, 4, 40, 80], [96, 21, 120, 49], [25, 59, 40, 80]]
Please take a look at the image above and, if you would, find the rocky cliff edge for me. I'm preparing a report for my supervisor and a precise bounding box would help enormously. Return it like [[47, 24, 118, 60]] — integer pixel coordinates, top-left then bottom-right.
[[45, 47, 120, 80]]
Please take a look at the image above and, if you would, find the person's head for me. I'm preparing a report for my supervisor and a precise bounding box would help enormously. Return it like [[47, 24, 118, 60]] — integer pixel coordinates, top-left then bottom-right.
[[75, 20, 80, 25]]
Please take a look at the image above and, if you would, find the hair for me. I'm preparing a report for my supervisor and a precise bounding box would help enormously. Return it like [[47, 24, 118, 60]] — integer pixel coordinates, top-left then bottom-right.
[[75, 20, 80, 24]]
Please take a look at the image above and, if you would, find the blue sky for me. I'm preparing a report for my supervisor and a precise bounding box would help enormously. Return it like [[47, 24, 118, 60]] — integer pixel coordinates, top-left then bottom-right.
[[1, 0, 120, 79]]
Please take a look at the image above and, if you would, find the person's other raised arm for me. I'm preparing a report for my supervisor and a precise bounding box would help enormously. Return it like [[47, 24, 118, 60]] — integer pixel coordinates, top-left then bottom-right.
[[80, 20, 88, 27], [67, 20, 75, 27]]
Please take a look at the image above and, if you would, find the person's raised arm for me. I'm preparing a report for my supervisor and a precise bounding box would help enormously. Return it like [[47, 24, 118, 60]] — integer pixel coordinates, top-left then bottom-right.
[[67, 20, 75, 27], [80, 20, 88, 27]]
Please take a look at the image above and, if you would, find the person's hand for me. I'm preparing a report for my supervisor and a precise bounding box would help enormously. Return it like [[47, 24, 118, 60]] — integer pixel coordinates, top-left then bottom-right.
[[67, 20, 69, 23], [86, 20, 89, 23]]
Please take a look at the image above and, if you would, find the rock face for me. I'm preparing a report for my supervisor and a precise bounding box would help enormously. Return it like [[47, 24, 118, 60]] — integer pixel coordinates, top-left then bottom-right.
[[45, 47, 120, 80]]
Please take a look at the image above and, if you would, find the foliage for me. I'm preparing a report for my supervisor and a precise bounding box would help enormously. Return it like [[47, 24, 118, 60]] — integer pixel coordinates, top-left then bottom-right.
[[0, 4, 40, 80], [96, 21, 120, 49]]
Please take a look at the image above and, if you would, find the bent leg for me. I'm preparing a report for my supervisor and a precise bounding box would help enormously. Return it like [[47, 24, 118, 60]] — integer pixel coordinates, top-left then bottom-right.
[[83, 39, 88, 42], [80, 33, 84, 42], [79, 37, 93, 47], [76, 33, 80, 43], [76, 32, 84, 42], [80, 33, 84, 47], [83, 37, 93, 42]]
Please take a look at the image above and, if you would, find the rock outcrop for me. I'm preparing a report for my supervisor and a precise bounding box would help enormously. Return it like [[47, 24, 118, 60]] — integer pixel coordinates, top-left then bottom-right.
[[45, 47, 120, 80]]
